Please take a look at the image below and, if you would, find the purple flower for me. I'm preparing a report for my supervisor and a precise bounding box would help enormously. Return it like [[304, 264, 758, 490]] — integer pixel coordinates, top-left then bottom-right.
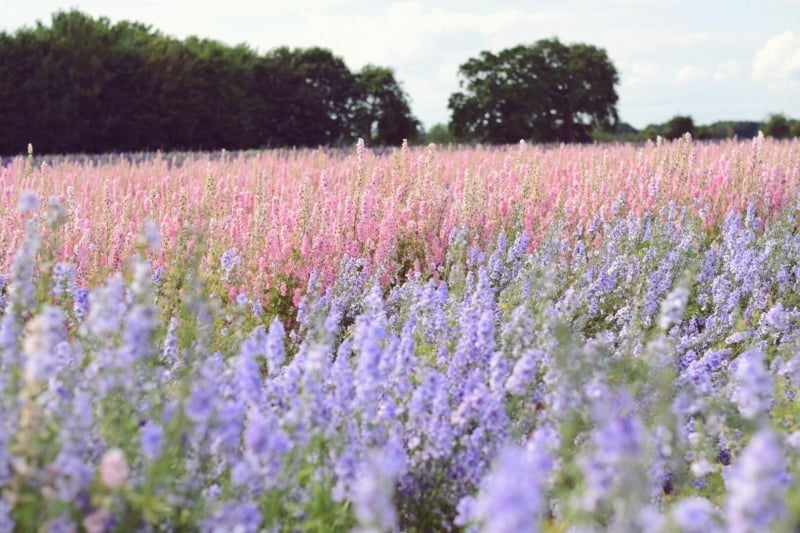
[[220, 248, 242, 280], [351, 446, 405, 533], [266, 317, 286, 374], [141, 423, 164, 461], [470, 445, 551, 533], [724, 430, 790, 533], [45, 515, 77, 533], [22, 306, 67, 382], [505, 349, 543, 396], [730, 348, 773, 420], [0, 499, 11, 533], [671, 497, 722, 533], [17, 190, 38, 214], [186, 385, 215, 423], [202, 501, 261, 533]]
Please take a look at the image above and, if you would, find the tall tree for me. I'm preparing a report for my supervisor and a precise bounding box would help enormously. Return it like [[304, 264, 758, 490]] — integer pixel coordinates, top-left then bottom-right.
[[354, 65, 420, 145], [0, 10, 421, 154], [664, 115, 695, 140], [763, 113, 792, 139], [448, 38, 619, 144]]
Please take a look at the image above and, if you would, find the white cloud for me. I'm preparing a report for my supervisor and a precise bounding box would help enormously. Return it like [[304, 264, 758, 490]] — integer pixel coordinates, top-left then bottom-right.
[[675, 65, 708, 84], [625, 61, 665, 85], [713, 60, 741, 81], [751, 30, 800, 90]]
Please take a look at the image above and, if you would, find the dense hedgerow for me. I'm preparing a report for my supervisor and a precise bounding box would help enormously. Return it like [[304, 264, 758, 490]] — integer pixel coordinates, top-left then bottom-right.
[[3, 166, 800, 531]]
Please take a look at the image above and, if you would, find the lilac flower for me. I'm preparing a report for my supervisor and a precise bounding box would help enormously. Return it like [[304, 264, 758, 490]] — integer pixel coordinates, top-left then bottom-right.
[[186, 385, 215, 423], [220, 248, 241, 280], [658, 286, 689, 330], [141, 423, 164, 461], [351, 444, 406, 533], [51, 262, 76, 299], [671, 497, 722, 533], [161, 316, 180, 365], [201, 502, 261, 533], [142, 218, 162, 252], [50, 447, 93, 501], [730, 348, 773, 420], [22, 306, 67, 382], [724, 430, 790, 533], [17, 190, 38, 214], [73, 287, 90, 321], [505, 349, 543, 396], [266, 317, 286, 374], [118, 304, 157, 364], [45, 515, 77, 533], [470, 445, 552, 533], [0, 498, 12, 533]]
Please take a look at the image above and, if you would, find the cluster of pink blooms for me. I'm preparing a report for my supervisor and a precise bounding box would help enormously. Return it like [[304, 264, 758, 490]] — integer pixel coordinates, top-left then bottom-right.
[[1, 135, 798, 304]]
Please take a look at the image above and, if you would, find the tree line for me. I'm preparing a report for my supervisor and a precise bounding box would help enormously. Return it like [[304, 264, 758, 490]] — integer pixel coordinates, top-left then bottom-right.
[[2, 10, 798, 156], [0, 10, 421, 155]]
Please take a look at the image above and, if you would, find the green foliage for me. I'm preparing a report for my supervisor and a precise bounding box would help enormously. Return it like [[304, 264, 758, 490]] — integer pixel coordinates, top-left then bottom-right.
[[447, 38, 619, 144], [0, 10, 420, 154], [424, 123, 458, 145], [763, 113, 792, 139], [663, 115, 695, 140], [354, 65, 421, 146]]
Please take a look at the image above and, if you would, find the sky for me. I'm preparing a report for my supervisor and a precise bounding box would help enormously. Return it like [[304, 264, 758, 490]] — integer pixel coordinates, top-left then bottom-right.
[[2, 0, 799, 130]]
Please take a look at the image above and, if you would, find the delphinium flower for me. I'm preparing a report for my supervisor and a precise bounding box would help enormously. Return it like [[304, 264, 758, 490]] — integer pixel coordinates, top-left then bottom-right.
[[266, 317, 286, 375], [578, 386, 647, 524], [5, 215, 40, 320], [17, 190, 38, 214], [352, 443, 407, 533], [730, 347, 773, 420], [22, 305, 68, 383], [140, 423, 164, 461], [201, 501, 261, 533], [72, 287, 89, 322], [234, 404, 290, 492], [117, 303, 157, 366], [352, 284, 388, 421], [82, 508, 112, 533], [669, 497, 723, 533], [220, 248, 241, 281], [99, 448, 129, 489], [724, 429, 790, 533], [466, 444, 552, 533], [80, 273, 126, 344], [658, 286, 690, 331], [50, 262, 76, 301], [505, 348, 544, 397], [44, 515, 77, 533], [161, 316, 181, 368], [141, 218, 162, 253]]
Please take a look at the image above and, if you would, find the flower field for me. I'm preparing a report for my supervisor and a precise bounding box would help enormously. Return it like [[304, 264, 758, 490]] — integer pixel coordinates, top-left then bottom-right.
[[2, 135, 800, 531]]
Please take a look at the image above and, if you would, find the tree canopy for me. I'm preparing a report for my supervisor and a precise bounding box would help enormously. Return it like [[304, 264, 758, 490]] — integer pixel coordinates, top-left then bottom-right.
[[0, 10, 420, 155], [447, 38, 619, 144]]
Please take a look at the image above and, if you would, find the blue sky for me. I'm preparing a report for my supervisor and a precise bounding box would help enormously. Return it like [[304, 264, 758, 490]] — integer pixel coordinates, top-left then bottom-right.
[[3, 0, 799, 130]]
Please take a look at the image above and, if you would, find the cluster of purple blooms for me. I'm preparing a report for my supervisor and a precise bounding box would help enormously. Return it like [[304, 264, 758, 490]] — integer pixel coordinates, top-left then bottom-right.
[[1, 193, 800, 531]]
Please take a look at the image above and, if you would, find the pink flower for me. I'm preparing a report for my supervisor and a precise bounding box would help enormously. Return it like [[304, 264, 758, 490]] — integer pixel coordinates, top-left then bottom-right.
[[83, 509, 111, 533], [99, 448, 129, 488]]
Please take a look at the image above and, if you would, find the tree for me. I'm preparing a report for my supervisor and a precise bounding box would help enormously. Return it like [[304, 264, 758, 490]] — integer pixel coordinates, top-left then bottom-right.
[[252, 46, 361, 147], [664, 115, 695, 140], [792, 121, 800, 139], [447, 38, 619, 144], [353, 65, 420, 145], [425, 123, 458, 145], [763, 113, 791, 139]]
